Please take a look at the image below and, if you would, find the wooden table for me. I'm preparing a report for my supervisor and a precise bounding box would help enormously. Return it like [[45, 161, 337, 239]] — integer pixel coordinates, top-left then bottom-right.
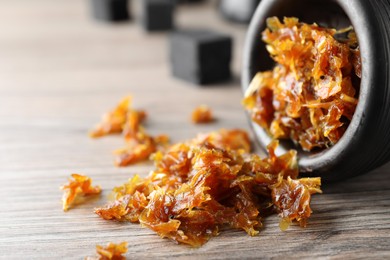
[[1, 1, 389, 259]]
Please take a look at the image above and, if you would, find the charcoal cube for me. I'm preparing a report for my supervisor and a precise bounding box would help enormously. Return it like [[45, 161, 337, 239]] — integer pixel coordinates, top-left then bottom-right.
[[142, 0, 174, 31], [90, 0, 130, 21], [173, 0, 204, 4], [219, 0, 260, 24], [170, 30, 232, 85]]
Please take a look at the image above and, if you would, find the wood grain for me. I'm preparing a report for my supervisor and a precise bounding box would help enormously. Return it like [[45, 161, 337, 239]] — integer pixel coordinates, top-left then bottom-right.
[[0, 0, 389, 259]]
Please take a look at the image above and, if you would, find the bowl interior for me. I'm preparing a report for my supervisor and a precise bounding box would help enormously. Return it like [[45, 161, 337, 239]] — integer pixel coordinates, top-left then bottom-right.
[[243, 0, 360, 172]]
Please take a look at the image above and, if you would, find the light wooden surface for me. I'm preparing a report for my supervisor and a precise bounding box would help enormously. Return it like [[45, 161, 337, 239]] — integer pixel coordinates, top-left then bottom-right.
[[1, 1, 390, 259]]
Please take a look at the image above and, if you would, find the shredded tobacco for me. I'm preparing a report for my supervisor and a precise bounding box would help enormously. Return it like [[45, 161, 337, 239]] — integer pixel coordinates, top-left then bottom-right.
[[191, 105, 214, 124], [89, 96, 144, 138], [243, 17, 361, 151], [61, 174, 101, 211], [114, 133, 170, 167], [89, 95, 169, 166], [95, 129, 321, 247], [85, 241, 128, 260]]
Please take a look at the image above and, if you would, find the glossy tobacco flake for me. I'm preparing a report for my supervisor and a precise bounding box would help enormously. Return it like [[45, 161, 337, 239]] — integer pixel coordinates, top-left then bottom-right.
[[194, 128, 251, 153], [89, 96, 131, 138], [123, 110, 147, 139], [243, 17, 361, 151], [114, 134, 170, 167], [271, 176, 321, 230], [191, 105, 214, 124], [95, 129, 321, 247], [89, 95, 169, 166], [61, 174, 101, 211], [85, 241, 128, 260]]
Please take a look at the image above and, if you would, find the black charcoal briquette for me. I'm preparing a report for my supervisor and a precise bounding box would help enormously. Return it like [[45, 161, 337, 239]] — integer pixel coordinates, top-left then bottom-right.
[[90, 0, 130, 22], [170, 30, 232, 85], [142, 0, 175, 31]]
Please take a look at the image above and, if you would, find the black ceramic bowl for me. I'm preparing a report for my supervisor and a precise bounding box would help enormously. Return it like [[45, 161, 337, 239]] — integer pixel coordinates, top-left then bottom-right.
[[242, 0, 390, 182]]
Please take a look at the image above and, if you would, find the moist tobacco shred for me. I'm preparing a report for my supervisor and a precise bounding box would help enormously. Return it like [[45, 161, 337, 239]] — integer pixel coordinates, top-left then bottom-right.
[[85, 241, 128, 260], [243, 17, 361, 151], [95, 129, 321, 247], [61, 174, 101, 211], [89, 96, 169, 166], [191, 105, 214, 124]]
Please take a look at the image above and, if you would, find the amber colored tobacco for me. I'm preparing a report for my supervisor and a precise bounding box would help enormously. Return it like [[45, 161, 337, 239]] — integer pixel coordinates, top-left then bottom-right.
[[89, 96, 144, 138], [61, 174, 101, 211], [89, 96, 169, 166], [243, 17, 361, 151], [95, 129, 321, 247], [85, 241, 128, 260], [191, 105, 214, 124]]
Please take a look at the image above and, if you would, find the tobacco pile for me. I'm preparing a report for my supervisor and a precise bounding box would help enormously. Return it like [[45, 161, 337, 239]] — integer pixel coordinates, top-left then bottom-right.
[[94, 128, 321, 247], [63, 43, 341, 249], [243, 17, 361, 151], [62, 96, 322, 248]]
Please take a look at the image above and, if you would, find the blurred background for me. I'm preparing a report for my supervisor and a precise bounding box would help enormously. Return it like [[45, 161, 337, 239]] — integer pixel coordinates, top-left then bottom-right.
[[0, 0, 259, 162], [0, 0, 255, 89], [0, 0, 257, 138]]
